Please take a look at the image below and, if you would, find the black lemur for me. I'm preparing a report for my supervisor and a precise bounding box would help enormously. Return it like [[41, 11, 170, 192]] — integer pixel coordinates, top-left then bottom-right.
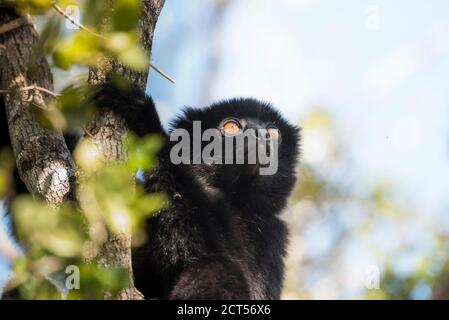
[[93, 83, 300, 299], [1, 83, 300, 299]]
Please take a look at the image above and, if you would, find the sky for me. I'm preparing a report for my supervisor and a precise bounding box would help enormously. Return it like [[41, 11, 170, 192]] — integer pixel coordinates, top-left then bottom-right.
[[148, 0, 449, 214], [148, 0, 449, 298], [1, 0, 449, 298]]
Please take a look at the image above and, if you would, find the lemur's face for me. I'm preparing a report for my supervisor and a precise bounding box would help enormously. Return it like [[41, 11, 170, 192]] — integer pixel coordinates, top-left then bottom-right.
[[170, 98, 300, 194], [216, 115, 283, 178]]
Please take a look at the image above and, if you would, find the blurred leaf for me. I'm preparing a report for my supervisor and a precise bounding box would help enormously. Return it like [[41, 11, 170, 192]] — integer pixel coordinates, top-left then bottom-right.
[[0, 147, 15, 171], [53, 31, 103, 70], [13, 0, 53, 14], [303, 110, 331, 129], [126, 133, 164, 171], [55, 83, 95, 130], [13, 196, 86, 258], [117, 44, 149, 70], [112, 0, 141, 31], [0, 147, 14, 197], [0, 168, 8, 198], [81, 0, 110, 30], [33, 105, 68, 131], [66, 264, 129, 299], [106, 32, 149, 71], [7, 255, 65, 299], [366, 289, 387, 300], [35, 14, 62, 55], [74, 140, 104, 174]]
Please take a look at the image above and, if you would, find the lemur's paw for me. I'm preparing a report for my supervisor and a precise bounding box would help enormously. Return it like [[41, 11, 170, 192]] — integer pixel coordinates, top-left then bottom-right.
[[89, 81, 160, 137], [91, 81, 146, 111]]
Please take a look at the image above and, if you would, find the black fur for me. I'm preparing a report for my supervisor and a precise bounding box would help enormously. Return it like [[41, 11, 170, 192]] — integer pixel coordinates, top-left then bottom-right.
[[94, 83, 300, 299], [1, 82, 300, 300]]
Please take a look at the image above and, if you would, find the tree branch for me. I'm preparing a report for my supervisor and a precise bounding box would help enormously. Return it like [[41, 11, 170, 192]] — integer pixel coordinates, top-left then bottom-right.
[[51, 3, 174, 83], [0, 9, 75, 205], [85, 0, 165, 300]]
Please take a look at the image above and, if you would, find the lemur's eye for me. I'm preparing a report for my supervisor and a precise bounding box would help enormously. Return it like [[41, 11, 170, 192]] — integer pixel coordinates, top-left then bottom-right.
[[222, 119, 242, 135], [267, 126, 281, 140]]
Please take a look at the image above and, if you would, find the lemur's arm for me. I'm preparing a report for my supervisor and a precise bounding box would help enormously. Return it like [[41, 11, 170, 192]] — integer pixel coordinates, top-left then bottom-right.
[[92, 82, 165, 137]]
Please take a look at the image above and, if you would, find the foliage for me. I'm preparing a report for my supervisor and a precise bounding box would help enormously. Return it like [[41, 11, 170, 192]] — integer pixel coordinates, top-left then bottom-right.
[[4, 130, 165, 299], [1, 0, 165, 299], [283, 110, 449, 300]]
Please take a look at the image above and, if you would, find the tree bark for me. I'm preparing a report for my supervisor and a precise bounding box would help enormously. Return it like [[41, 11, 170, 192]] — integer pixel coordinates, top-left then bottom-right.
[[1, 0, 165, 299], [86, 0, 165, 300], [0, 10, 75, 205]]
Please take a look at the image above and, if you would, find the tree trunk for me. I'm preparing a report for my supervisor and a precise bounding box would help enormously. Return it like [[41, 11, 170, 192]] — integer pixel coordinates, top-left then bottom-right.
[[1, 0, 165, 299], [0, 9, 75, 205], [86, 0, 165, 300]]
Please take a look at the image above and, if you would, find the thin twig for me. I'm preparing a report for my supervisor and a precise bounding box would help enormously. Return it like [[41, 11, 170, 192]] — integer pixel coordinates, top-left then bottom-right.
[[150, 63, 176, 84], [52, 3, 176, 84], [0, 85, 61, 97], [52, 3, 105, 39], [20, 85, 61, 97]]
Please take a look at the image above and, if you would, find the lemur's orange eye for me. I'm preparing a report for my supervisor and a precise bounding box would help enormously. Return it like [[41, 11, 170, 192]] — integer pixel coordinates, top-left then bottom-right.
[[267, 126, 280, 140], [222, 119, 241, 135]]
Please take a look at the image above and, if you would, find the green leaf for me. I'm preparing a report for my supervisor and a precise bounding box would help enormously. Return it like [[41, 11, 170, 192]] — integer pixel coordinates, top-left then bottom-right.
[[53, 31, 103, 70], [112, 0, 141, 31], [66, 265, 129, 299], [106, 32, 149, 71]]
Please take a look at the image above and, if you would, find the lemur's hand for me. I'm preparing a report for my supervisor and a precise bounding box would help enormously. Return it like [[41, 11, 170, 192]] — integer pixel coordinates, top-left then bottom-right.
[[91, 81, 163, 137]]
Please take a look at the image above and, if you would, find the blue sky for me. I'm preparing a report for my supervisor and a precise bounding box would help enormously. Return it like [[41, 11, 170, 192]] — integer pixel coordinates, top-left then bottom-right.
[[149, 0, 449, 214], [149, 0, 449, 298], [2, 0, 449, 298]]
